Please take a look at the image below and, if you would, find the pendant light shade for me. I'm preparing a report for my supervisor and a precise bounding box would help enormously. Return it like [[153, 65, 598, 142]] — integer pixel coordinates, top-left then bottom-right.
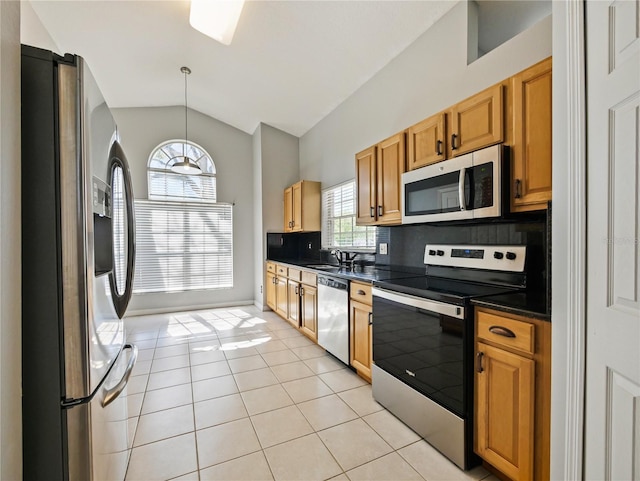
[[171, 66, 202, 175]]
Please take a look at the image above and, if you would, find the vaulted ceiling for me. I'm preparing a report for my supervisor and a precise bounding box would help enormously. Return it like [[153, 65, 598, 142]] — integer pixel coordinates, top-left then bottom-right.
[[26, 1, 456, 137]]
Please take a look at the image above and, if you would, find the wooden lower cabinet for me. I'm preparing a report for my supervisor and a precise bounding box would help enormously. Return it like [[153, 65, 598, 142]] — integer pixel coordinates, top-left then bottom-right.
[[476, 342, 535, 481], [300, 284, 317, 341], [287, 280, 300, 327], [265, 262, 318, 342], [349, 282, 373, 381], [275, 276, 288, 319], [266, 271, 276, 310], [474, 307, 551, 481]]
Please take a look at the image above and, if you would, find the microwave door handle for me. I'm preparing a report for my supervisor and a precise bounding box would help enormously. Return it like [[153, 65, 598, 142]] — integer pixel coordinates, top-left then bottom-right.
[[458, 167, 466, 211]]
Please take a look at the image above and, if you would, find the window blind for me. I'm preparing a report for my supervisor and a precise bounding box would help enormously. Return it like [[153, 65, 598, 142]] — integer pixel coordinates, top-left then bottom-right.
[[133, 200, 233, 293], [321, 180, 376, 250]]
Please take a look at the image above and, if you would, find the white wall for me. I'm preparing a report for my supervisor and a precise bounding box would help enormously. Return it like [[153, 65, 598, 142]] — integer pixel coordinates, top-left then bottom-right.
[[20, 0, 59, 52], [112, 106, 255, 315], [252, 123, 299, 308], [299, 1, 552, 188], [0, 2, 22, 479]]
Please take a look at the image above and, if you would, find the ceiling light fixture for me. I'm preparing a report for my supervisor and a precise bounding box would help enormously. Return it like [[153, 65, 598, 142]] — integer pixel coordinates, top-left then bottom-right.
[[171, 66, 202, 176], [189, 0, 245, 46]]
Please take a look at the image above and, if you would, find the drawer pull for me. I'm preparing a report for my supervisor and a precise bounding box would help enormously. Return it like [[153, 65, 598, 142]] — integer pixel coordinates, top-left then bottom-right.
[[368, 312, 373, 326], [357, 289, 366, 295], [476, 352, 484, 373], [489, 325, 516, 338]]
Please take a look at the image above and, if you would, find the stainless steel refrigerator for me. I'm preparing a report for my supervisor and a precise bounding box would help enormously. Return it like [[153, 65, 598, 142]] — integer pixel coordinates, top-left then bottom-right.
[[21, 45, 137, 481]]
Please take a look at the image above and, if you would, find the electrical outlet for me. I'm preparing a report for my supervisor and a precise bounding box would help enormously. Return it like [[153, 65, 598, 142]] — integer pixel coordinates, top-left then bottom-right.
[[379, 243, 388, 255]]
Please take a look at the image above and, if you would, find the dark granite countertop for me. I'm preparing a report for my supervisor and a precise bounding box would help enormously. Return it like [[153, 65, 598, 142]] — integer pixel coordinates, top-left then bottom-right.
[[267, 259, 425, 283], [471, 291, 550, 321]]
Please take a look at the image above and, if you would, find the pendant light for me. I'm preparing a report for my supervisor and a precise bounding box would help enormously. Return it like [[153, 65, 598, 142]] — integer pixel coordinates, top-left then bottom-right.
[[171, 66, 202, 175]]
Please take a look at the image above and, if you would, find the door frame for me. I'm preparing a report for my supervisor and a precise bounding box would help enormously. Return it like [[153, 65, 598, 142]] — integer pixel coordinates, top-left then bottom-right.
[[551, 1, 586, 479]]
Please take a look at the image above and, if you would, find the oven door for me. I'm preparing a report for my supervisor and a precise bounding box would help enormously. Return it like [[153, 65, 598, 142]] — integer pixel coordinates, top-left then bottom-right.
[[372, 287, 469, 418]]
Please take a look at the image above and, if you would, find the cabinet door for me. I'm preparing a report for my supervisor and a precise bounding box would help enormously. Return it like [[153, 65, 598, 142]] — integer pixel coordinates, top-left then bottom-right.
[[266, 271, 276, 310], [350, 300, 372, 380], [300, 284, 317, 341], [356, 146, 377, 225], [407, 113, 446, 170], [450, 83, 503, 157], [284, 186, 293, 232], [275, 276, 288, 319], [511, 57, 552, 212], [291, 181, 303, 232], [376, 133, 405, 225], [286, 280, 300, 327], [476, 342, 535, 481]]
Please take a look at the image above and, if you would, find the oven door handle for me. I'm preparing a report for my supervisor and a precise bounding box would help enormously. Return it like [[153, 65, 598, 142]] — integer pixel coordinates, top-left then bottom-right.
[[372, 287, 465, 319]]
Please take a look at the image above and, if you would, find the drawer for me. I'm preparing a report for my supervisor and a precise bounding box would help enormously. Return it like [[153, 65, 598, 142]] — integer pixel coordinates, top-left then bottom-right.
[[288, 268, 302, 282], [476, 310, 535, 355], [266, 262, 276, 274], [350, 282, 372, 305], [301, 271, 317, 286], [276, 265, 288, 277]]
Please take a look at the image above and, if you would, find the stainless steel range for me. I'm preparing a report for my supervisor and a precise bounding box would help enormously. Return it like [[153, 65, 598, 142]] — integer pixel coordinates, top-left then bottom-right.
[[371, 244, 527, 470]]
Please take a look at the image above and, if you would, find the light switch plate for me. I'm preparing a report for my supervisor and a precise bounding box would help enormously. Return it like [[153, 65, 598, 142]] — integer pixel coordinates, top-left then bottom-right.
[[379, 243, 388, 255]]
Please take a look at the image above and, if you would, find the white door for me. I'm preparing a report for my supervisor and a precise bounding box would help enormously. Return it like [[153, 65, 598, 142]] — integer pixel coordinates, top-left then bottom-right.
[[585, 0, 640, 479]]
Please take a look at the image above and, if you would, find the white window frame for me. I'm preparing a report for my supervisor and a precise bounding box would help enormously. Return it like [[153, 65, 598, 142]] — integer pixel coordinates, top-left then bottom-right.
[[133, 140, 233, 294], [321, 180, 376, 252]]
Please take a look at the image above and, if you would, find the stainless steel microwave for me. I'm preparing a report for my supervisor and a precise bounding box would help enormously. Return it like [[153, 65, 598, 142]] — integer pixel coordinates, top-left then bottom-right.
[[401, 144, 504, 224]]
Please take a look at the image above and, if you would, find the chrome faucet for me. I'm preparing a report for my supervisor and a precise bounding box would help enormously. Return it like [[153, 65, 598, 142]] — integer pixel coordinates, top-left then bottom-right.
[[330, 249, 343, 265]]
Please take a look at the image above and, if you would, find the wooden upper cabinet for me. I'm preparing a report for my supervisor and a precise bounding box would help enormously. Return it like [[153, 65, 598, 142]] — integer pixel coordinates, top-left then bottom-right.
[[283, 180, 321, 232], [449, 83, 504, 157], [511, 57, 552, 212], [355, 146, 378, 225], [283, 186, 294, 232], [376, 132, 405, 225], [407, 112, 447, 171]]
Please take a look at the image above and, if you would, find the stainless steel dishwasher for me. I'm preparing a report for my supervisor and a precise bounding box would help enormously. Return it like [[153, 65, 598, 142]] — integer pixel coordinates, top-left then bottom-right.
[[317, 275, 349, 365]]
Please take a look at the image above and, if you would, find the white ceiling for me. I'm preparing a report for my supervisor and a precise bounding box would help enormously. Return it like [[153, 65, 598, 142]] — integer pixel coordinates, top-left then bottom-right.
[[26, 1, 456, 137]]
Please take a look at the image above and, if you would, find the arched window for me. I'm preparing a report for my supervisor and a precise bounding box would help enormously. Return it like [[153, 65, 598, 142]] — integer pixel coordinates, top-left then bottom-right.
[[133, 140, 233, 294], [147, 140, 217, 202]]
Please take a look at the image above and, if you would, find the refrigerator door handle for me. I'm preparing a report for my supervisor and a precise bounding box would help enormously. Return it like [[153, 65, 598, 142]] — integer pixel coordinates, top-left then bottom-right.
[[108, 141, 136, 319], [102, 344, 138, 407]]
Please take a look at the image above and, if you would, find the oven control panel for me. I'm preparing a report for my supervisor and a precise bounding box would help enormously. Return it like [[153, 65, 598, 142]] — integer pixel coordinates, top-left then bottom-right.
[[423, 244, 526, 272]]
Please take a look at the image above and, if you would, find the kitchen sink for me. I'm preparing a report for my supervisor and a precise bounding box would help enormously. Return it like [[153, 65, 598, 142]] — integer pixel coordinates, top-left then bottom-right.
[[305, 264, 340, 270]]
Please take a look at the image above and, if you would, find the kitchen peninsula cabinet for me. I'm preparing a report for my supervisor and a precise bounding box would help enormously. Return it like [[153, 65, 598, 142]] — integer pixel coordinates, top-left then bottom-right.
[[448, 83, 504, 158], [283, 180, 321, 232], [474, 307, 551, 481], [355, 132, 405, 226], [349, 282, 373, 381], [510, 57, 552, 212]]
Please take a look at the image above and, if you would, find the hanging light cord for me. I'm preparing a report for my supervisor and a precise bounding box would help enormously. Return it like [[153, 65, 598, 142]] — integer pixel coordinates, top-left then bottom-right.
[[181, 66, 191, 160]]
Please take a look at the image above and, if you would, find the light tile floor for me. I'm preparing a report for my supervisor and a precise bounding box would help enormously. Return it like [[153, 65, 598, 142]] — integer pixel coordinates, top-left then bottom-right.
[[123, 305, 499, 481]]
